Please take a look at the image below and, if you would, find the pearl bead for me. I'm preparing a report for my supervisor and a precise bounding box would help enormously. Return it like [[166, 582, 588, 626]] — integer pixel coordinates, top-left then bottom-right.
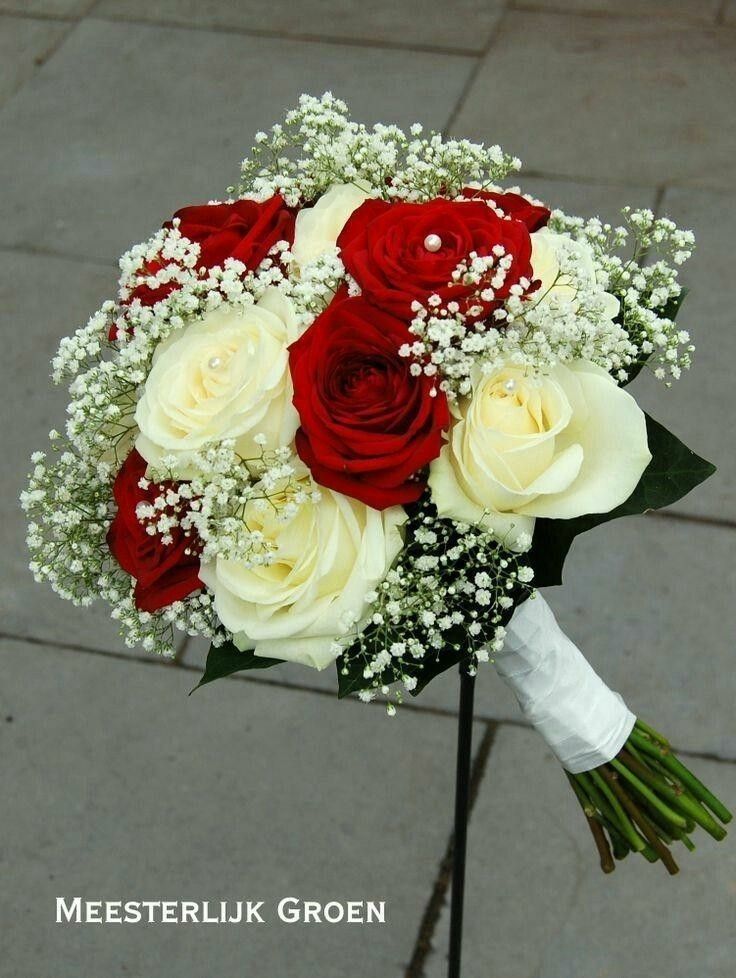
[[208, 356, 222, 370], [423, 233, 442, 253], [504, 378, 517, 393]]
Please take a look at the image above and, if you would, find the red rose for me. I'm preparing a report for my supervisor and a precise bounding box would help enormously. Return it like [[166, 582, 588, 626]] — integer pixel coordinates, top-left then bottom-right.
[[290, 293, 449, 509], [106, 450, 201, 612], [337, 197, 534, 320], [460, 187, 550, 232], [121, 195, 295, 310]]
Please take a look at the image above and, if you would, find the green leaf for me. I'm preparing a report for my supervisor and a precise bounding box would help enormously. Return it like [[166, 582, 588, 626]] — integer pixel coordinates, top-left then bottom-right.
[[190, 641, 283, 693], [528, 413, 715, 587], [337, 656, 371, 699]]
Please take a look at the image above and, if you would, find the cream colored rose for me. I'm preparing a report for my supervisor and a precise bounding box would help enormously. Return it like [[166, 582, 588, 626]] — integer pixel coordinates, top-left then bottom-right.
[[199, 485, 406, 669], [531, 227, 619, 320], [428, 360, 651, 548], [134, 289, 298, 472], [291, 183, 370, 267]]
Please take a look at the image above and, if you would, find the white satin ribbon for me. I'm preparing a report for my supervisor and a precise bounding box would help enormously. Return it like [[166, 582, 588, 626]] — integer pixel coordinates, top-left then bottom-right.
[[493, 594, 635, 773]]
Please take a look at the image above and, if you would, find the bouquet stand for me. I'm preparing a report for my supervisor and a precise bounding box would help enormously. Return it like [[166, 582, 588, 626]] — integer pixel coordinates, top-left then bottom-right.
[[448, 663, 476, 978]]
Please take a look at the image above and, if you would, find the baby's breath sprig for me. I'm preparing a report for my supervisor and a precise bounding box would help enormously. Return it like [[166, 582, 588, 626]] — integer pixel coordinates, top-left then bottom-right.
[[236, 92, 520, 207], [337, 498, 535, 713], [549, 207, 695, 383]]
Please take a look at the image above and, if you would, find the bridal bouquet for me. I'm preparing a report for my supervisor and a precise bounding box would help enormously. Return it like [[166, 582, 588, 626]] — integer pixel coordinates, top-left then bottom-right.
[[23, 93, 730, 873]]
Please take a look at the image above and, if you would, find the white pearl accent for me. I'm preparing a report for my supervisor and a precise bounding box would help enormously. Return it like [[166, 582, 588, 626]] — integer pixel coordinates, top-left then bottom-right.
[[208, 356, 222, 370], [504, 378, 517, 393], [423, 233, 442, 252]]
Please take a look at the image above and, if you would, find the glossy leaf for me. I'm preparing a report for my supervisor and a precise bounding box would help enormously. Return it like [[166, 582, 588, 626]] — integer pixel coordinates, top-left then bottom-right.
[[191, 641, 282, 693]]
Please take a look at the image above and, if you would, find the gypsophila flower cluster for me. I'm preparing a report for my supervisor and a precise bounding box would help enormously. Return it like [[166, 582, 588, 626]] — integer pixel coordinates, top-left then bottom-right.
[[548, 207, 695, 383], [340, 501, 535, 712], [20, 444, 220, 655], [236, 92, 521, 206], [145, 440, 320, 567]]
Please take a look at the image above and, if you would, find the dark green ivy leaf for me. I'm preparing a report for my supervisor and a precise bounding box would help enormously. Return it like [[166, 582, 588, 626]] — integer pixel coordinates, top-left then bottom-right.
[[527, 413, 715, 587], [190, 641, 283, 694]]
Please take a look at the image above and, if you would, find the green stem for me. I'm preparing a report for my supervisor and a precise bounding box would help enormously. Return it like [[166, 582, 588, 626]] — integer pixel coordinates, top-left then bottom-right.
[[610, 757, 689, 829], [634, 717, 670, 747], [629, 733, 730, 837], [590, 769, 646, 853], [576, 771, 624, 831], [592, 813, 631, 858], [566, 773, 614, 873], [600, 766, 679, 875]]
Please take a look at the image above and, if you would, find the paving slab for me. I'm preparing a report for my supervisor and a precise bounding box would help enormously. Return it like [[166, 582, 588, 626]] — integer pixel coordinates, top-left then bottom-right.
[[452, 12, 736, 189], [0, 18, 474, 263], [0, 637, 474, 978], [629, 187, 736, 521], [511, 0, 721, 20], [518, 176, 657, 225], [0, 0, 88, 13], [94, 0, 504, 52], [0, 250, 153, 654], [426, 725, 736, 978], [0, 13, 67, 107]]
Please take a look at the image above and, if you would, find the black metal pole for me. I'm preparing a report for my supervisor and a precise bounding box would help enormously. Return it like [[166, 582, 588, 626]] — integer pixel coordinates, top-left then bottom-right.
[[447, 662, 476, 978]]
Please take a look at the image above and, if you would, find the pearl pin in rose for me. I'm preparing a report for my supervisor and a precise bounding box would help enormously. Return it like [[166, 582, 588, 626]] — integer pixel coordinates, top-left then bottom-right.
[[423, 233, 442, 252]]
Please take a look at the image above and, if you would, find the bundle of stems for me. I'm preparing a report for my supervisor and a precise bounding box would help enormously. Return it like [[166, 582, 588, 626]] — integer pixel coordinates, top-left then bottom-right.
[[566, 719, 732, 874]]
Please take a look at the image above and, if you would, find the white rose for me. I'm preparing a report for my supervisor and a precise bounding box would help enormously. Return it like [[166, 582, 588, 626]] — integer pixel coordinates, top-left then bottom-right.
[[134, 288, 298, 472], [531, 227, 619, 320], [291, 183, 370, 267], [428, 360, 651, 548], [199, 485, 407, 670]]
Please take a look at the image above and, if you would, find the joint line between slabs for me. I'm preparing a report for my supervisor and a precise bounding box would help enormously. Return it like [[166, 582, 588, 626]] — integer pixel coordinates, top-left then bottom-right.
[[404, 720, 498, 978], [87, 13, 480, 58], [3, 631, 736, 767], [0, 242, 118, 268], [29, 1, 98, 70], [509, 1, 719, 23], [441, 2, 510, 138]]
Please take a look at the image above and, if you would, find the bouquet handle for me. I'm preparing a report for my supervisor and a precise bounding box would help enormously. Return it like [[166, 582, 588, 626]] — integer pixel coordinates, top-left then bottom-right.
[[448, 661, 476, 978]]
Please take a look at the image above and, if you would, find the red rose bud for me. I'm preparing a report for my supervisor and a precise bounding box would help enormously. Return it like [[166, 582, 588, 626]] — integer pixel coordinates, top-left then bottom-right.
[[106, 450, 202, 612], [460, 187, 551, 232], [171, 195, 295, 270], [337, 197, 535, 320], [290, 293, 450, 510], [112, 195, 295, 334]]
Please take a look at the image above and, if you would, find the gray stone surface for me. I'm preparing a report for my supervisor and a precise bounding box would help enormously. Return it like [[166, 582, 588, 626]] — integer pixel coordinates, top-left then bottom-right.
[[0, 13, 67, 106], [0, 250, 145, 654], [519, 176, 657, 225], [0, 0, 89, 13], [0, 18, 474, 263], [631, 187, 736, 521], [453, 13, 736, 188], [94, 0, 504, 51], [0, 637, 473, 978], [426, 725, 736, 978], [512, 0, 721, 20]]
